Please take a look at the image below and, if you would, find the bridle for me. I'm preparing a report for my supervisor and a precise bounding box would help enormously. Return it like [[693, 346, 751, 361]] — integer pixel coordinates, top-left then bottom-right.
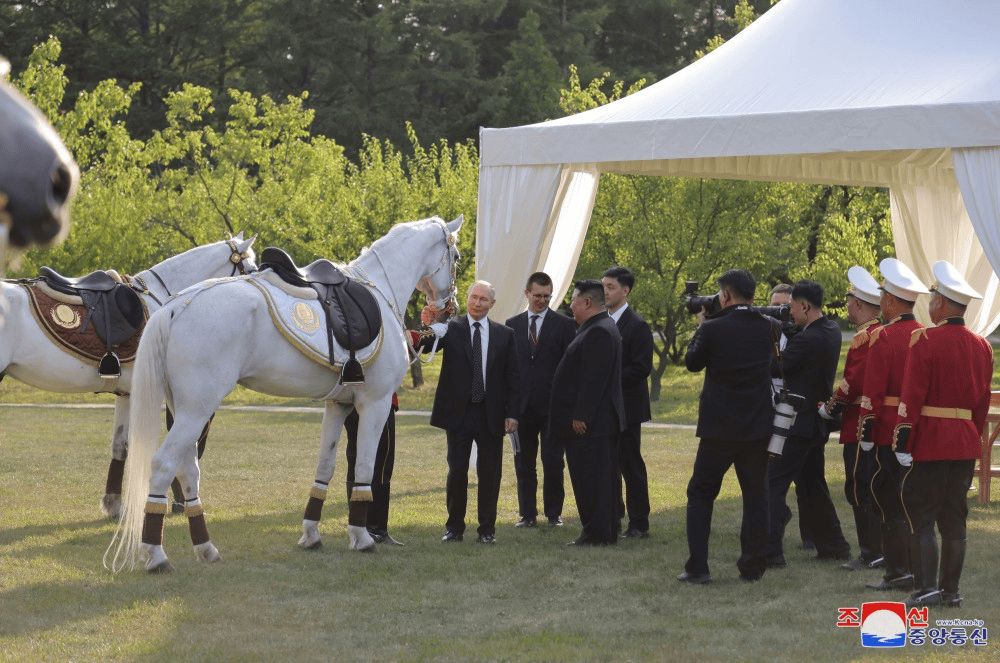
[[128, 238, 254, 306]]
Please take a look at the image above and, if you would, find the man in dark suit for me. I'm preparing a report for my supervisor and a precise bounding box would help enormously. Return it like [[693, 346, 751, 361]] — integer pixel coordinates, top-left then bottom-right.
[[418, 280, 520, 544], [765, 280, 852, 568], [505, 272, 576, 528], [679, 268, 774, 584], [602, 266, 654, 539], [550, 280, 625, 545]]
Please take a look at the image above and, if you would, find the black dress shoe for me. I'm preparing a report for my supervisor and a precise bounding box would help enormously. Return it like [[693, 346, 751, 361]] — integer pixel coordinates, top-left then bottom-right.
[[866, 574, 914, 591], [621, 528, 649, 539], [370, 531, 405, 546], [547, 516, 563, 527], [676, 571, 711, 585], [904, 589, 943, 608], [941, 592, 963, 608], [476, 533, 496, 544], [441, 531, 463, 542], [515, 517, 537, 528], [740, 572, 764, 583]]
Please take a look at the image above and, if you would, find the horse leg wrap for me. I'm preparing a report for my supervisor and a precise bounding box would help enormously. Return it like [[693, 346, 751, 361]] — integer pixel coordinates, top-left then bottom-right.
[[105, 458, 126, 495], [348, 499, 369, 528], [142, 496, 169, 546], [183, 497, 209, 546], [304, 480, 328, 521]]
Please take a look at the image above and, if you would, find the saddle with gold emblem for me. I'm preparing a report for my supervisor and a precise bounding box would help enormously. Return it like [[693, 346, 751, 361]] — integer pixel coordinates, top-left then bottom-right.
[[257, 247, 382, 384], [20, 268, 148, 376]]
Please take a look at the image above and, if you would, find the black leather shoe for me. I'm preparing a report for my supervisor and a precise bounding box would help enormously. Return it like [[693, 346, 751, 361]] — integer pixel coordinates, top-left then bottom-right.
[[765, 556, 786, 569], [904, 589, 943, 608], [370, 531, 404, 546], [476, 533, 496, 544], [515, 517, 537, 528], [941, 592, 963, 608], [740, 572, 763, 583], [441, 531, 463, 542], [676, 571, 711, 585], [621, 528, 649, 539], [866, 574, 914, 591], [547, 516, 563, 527]]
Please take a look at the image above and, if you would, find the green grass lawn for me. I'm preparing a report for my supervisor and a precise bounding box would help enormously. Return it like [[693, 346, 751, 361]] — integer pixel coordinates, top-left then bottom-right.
[[2, 404, 999, 661]]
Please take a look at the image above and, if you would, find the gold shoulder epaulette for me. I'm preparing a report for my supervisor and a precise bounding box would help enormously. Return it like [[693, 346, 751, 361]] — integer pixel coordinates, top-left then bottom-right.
[[909, 328, 929, 348], [851, 328, 870, 350], [868, 326, 883, 346]]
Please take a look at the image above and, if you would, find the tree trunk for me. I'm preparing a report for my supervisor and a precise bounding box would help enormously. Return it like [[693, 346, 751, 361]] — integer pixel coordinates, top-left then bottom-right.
[[409, 360, 424, 388]]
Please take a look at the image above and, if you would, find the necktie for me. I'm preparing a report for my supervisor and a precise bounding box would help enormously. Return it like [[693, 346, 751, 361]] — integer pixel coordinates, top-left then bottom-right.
[[529, 314, 539, 358], [471, 321, 485, 402]]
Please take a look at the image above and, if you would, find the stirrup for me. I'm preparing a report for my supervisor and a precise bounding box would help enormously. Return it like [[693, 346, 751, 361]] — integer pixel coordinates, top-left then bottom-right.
[[340, 356, 365, 386], [99, 351, 121, 379]]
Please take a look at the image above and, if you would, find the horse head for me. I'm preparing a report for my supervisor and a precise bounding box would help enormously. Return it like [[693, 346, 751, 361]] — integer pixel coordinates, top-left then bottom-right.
[[226, 231, 260, 275], [0, 56, 79, 264], [416, 215, 463, 323]]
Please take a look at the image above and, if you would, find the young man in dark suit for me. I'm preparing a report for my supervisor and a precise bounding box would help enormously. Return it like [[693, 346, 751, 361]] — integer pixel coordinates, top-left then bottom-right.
[[680, 269, 775, 584], [550, 279, 626, 545], [417, 280, 520, 544], [765, 279, 851, 568], [505, 272, 576, 528], [602, 266, 654, 539]]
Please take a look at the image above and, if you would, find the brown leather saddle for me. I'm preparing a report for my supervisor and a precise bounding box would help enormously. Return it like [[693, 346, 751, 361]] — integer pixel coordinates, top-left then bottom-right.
[[259, 247, 381, 384], [37, 266, 145, 377]]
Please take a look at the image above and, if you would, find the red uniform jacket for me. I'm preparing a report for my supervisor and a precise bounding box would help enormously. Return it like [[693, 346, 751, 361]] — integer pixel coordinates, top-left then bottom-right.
[[894, 318, 992, 461], [826, 319, 880, 445], [859, 314, 923, 446]]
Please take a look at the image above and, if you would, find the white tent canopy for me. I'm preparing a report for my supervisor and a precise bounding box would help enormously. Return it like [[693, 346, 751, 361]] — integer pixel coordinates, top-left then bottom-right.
[[477, 0, 1000, 335]]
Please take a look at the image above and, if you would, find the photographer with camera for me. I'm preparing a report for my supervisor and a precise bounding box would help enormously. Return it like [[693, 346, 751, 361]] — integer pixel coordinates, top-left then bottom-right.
[[764, 280, 852, 569], [678, 269, 775, 584]]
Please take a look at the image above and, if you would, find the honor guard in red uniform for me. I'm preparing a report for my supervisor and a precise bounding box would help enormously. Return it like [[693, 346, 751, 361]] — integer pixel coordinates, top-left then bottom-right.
[[820, 266, 884, 571], [858, 258, 929, 591], [894, 261, 992, 608]]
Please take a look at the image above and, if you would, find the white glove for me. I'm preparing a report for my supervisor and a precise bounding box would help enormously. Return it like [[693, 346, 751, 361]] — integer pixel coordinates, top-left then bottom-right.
[[859, 441, 874, 452], [430, 322, 448, 337], [818, 403, 832, 420], [895, 451, 912, 467]]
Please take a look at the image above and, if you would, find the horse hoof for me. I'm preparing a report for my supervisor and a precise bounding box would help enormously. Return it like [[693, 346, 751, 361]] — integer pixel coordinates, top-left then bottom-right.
[[300, 539, 322, 551], [194, 542, 221, 563], [356, 544, 377, 553], [147, 560, 175, 574], [100, 494, 122, 521]]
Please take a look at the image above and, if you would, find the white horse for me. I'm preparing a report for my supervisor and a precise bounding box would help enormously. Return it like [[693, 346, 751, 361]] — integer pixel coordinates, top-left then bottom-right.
[[0, 235, 258, 518], [1, 55, 78, 267], [109, 215, 462, 572]]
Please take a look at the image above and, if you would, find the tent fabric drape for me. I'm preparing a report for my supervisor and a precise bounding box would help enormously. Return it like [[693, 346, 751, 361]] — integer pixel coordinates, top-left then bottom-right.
[[476, 164, 599, 317], [890, 179, 1000, 336], [952, 147, 1000, 334]]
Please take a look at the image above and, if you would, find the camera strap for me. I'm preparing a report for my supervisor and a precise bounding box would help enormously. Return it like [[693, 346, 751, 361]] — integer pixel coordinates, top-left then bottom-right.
[[768, 318, 788, 398]]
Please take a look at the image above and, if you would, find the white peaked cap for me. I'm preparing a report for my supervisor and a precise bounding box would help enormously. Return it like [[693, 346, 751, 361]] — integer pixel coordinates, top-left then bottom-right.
[[847, 266, 881, 306], [932, 260, 982, 305], [879, 258, 930, 302]]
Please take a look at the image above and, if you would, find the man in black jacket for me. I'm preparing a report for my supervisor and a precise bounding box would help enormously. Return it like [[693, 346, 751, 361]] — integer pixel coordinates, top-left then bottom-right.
[[550, 280, 625, 545], [603, 266, 655, 539], [765, 280, 852, 568], [418, 280, 520, 544], [506, 272, 576, 528], [679, 269, 775, 584]]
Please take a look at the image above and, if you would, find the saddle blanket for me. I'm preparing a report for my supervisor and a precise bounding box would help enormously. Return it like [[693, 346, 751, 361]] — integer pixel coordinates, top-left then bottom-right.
[[21, 282, 147, 365], [246, 271, 383, 372]]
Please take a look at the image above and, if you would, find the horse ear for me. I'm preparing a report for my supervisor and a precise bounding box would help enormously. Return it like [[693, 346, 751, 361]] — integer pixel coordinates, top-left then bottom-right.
[[236, 233, 258, 253], [446, 214, 464, 234], [234, 231, 245, 241]]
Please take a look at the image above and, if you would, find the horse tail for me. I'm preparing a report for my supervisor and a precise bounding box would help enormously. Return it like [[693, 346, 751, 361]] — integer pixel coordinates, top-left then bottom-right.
[[105, 304, 173, 571]]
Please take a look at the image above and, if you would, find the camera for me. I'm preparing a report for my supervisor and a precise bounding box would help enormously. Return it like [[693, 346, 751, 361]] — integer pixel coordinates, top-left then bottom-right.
[[684, 280, 791, 321], [684, 280, 721, 316], [767, 391, 806, 457]]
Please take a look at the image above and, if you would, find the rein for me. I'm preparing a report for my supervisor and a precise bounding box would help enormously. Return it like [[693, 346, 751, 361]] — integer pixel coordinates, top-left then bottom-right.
[[127, 239, 254, 306]]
